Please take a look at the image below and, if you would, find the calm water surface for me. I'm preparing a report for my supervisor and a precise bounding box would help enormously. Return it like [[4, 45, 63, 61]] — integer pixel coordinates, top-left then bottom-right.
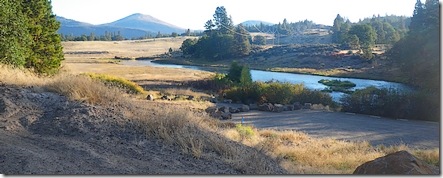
[[121, 60, 413, 101]]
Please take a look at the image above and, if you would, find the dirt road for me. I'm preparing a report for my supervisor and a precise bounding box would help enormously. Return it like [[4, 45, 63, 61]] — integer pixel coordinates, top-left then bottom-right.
[[231, 110, 440, 149]]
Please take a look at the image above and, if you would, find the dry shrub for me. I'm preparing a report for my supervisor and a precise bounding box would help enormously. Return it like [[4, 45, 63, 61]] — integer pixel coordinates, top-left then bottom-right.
[[132, 108, 284, 174], [0, 65, 46, 86], [45, 74, 124, 105]]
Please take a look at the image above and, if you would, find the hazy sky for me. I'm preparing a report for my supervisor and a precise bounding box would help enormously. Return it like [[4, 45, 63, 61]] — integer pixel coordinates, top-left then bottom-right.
[[51, 0, 418, 30]]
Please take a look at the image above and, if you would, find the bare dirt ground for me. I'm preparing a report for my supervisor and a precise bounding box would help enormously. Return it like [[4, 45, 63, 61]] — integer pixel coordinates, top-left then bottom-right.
[[230, 110, 440, 149], [0, 84, 241, 174]]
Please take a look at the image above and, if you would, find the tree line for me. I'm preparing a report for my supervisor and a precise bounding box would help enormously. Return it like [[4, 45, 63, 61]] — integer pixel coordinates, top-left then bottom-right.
[[60, 29, 204, 42], [0, 0, 64, 74]]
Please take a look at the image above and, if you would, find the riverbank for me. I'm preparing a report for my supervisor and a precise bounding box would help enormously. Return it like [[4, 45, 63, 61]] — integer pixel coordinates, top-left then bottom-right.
[[151, 58, 407, 84]]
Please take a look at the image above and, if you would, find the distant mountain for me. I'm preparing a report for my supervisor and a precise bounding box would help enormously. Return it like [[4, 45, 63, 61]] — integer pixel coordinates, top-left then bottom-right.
[[56, 16, 92, 27], [56, 13, 186, 39], [104, 13, 185, 34], [240, 20, 274, 26]]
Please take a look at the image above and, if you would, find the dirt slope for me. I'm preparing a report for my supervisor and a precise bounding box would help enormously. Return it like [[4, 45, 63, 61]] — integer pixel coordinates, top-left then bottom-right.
[[0, 84, 242, 174]]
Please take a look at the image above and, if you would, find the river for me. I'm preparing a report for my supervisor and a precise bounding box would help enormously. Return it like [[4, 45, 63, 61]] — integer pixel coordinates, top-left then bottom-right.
[[121, 60, 413, 101]]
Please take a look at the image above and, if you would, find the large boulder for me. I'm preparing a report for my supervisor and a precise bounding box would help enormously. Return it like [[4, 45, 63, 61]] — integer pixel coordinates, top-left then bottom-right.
[[353, 151, 439, 175], [303, 103, 312, 109], [249, 103, 259, 110], [258, 103, 274, 112], [229, 107, 240, 113], [284, 104, 294, 111], [240, 105, 250, 112], [221, 112, 232, 120], [219, 106, 230, 113], [273, 104, 284, 113], [293, 102, 302, 110]]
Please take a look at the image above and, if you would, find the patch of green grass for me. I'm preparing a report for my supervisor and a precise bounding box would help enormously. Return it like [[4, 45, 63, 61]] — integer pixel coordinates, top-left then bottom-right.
[[83, 73, 146, 94], [319, 79, 356, 93]]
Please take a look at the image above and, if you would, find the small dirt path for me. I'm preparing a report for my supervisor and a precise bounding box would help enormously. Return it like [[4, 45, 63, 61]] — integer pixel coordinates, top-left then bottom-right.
[[231, 110, 439, 149]]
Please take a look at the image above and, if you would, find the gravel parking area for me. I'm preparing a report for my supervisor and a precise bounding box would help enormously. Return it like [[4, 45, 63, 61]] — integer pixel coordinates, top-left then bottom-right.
[[231, 110, 440, 149]]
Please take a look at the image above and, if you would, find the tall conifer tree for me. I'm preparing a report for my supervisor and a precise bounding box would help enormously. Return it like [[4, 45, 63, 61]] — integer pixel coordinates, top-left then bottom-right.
[[21, 0, 64, 74]]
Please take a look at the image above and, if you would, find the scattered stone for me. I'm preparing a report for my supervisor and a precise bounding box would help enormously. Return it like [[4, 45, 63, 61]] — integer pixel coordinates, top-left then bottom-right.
[[353, 151, 439, 175], [187, 95, 195, 100], [146, 95, 154, 101], [161, 95, 172, 101]]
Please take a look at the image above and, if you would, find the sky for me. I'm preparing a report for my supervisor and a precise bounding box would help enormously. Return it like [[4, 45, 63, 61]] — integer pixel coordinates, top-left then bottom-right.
[[51, 0, 419, 30]]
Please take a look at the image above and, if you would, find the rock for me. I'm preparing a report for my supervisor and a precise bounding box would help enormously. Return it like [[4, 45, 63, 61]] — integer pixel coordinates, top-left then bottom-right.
[[219, 106, 229, 113], [161, 95, 172, 101], [303, 103, 312, 109], [187, 95, 195, 100], [221, 112, 232, 120], [229, 107, 240, 113], [209, 97, 218, 103], [293, 102, 302, 110], [258, 103, 274, 112], [211, 111, 223, 119], [273, 104, 284, 113], [240, 105, 250, 112], [284, 105, 294, 111], [249, 103, 258, 110], [146, 95, 154, 101], [205, 107, 217, 114], [353, 151, 439, 175], [223, 99, 233, 104]]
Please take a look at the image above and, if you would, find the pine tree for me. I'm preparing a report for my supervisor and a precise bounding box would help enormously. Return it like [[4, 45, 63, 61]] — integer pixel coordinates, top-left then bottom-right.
[[21, 0, 64, 74], [233, 24, 251, 56], [213, 6, 234, 35], [0, 0, 31, 67]]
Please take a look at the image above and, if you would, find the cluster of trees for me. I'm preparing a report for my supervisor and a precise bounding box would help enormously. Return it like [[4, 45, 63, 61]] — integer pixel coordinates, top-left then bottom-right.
[[331, 14, 409, 59], [180, 6, 252, 60], [0, 0, 64, 74], [387, 0, 441, 119], [388, 0, 440, 94], [339, 0, 442, 122]]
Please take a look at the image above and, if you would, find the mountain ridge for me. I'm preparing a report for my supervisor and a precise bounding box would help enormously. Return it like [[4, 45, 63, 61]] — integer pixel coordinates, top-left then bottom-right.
[[57, 13, 186, 39]]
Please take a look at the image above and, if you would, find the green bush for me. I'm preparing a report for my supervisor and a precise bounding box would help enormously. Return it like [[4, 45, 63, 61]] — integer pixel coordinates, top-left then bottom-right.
[[227, 62, 252, 86], [224, 80, 338, 108], [260, 82, 303, 105]]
